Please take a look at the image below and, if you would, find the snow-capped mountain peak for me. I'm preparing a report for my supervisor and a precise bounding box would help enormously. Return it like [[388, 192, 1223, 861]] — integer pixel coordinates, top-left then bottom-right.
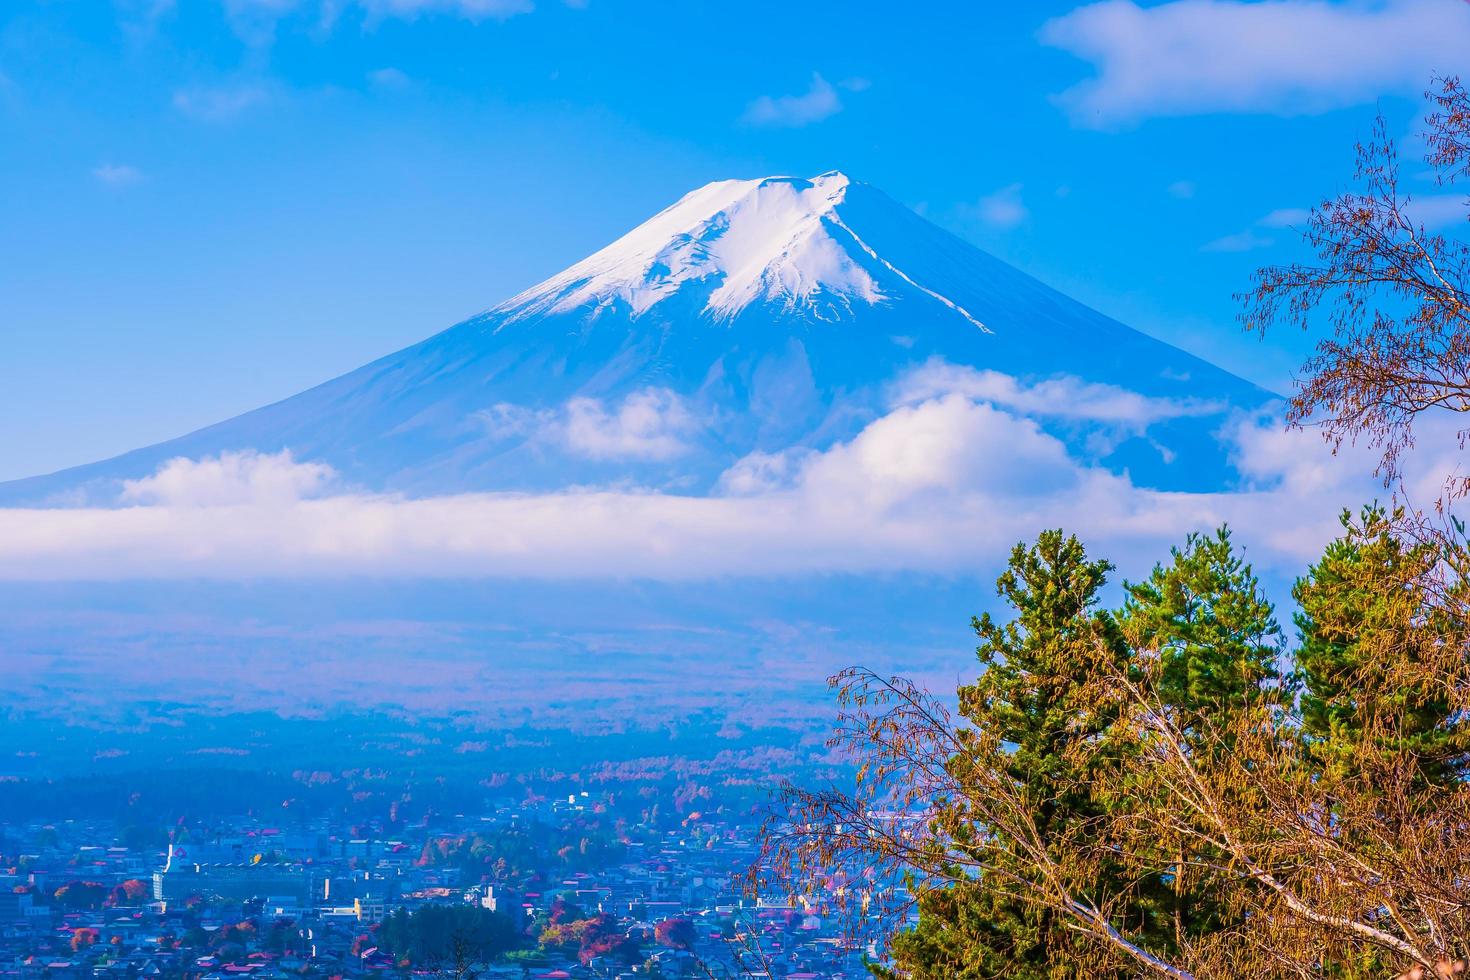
[[495, 171, 981, 328], [0, 169, 1275, 506]]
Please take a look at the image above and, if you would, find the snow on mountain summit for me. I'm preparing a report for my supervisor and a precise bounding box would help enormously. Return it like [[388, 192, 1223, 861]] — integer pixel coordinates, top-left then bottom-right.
[[497, 171, 985, 329]]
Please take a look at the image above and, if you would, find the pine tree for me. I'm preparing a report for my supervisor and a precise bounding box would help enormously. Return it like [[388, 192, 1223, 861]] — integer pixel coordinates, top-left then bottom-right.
[[886, 530, 1144, 979], [1123, 527, 1285, 721], [1119, 527, 1285, 954], [1295, 509, 1467, 786]]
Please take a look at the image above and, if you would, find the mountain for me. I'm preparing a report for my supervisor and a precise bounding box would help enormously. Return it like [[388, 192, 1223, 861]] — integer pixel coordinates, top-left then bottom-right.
[[2, 171, 1272, 505]]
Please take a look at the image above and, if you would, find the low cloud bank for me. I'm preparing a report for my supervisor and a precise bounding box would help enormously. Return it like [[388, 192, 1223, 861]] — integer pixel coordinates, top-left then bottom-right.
[[0, 365, 1421, 581]]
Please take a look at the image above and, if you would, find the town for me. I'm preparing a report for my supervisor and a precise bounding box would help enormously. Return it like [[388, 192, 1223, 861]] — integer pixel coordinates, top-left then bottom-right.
[[0, 784, 881, 980]]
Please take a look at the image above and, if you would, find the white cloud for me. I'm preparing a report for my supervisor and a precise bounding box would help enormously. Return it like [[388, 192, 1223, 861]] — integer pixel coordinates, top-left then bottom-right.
[[474, 388, 699, 460], [563, 388, 698, 460], [1040, 0, 1470, 128], [0, 376, 1406, 582], [792, 395, 1080, 510], [121, 450, 336, 507], [93, 163, 144, 186], [172, 84, 267, 121], [971, 183, 1029, 229], [1167, 180, 1196, 199], [891, 359, 1224, 429], [1405, 193, 1468, 230], [717, 449, 810, 496], [741, 73, 843, 128], [1226, 411, 1352, 495]]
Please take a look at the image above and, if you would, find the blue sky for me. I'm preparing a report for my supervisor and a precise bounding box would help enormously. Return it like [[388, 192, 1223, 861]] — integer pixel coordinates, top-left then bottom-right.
[[3, 0, 1469, 482]]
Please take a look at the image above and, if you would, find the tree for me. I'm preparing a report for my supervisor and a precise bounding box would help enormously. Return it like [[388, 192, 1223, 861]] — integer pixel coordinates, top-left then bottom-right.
[[765, 531, 1153, 979], [52, 880, 108, 910], [1119, 528, 1287, 953], [107, 879, 151, 906], [1296, 507, 1470, 786], [573, 913, 638, 966], [539, 910, 638, 966], [376, 905, 519, 967], [758, 523, 1470, 978], [119, 825, 168, 852], [1242, 75, 1470, 514], [1122, 527, 1285, 724], [902, 531, 1143, 977], [653, 917, 697, 951]]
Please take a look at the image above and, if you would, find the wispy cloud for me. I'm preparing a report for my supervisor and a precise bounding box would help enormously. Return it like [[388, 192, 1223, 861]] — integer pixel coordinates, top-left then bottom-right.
[[92, 163, 144, 187], [1200, 229, 1274, 253], [1040, 0, 1470, 128], [367, 67, 413, 89], [1405, 193, 1469, 229], [1202, 205, 1312, 252], [207, 0, 536, 46], [172, 84, 268, 121], [476, 387, 701, 460], [114, 0, 178, 41], [224, 0, 298, 11], [969, 183, 1029, 229], [1258, 207, 1311, 228], [224, 0, 534, 24], [1204, 193, 1466, 253], [350, 0, 535, 21], [741, 73, 843, 128], [1166, 180, 1196, 200], [891, 359, 1225, 429]]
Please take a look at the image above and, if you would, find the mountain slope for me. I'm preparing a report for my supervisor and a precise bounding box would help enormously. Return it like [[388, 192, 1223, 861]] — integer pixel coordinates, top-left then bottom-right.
[[2, 171, 1272, 504]]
